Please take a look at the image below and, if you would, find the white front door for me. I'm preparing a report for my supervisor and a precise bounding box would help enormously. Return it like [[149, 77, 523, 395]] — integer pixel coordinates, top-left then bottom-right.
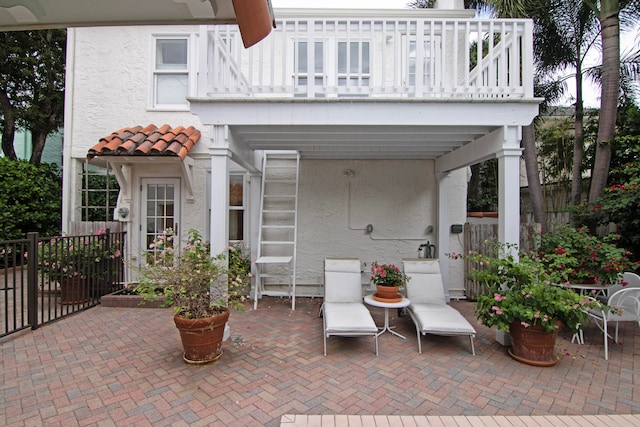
[[141, 178, 181, 252]]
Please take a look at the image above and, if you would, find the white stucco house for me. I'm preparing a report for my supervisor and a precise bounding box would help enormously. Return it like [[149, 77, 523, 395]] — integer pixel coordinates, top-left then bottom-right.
[[61, 2, 539, 304]]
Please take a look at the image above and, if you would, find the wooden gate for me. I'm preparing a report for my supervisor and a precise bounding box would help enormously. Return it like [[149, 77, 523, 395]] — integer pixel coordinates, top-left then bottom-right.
[[463, 222, 541, 300]]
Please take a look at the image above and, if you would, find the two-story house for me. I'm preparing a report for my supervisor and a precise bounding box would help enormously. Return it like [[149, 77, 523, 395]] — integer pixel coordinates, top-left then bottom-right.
[[63, 4, 539, 305]]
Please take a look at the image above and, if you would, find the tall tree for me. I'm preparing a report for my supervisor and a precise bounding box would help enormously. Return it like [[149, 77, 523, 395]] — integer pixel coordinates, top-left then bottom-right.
[[0, 29, 66, 165], [587, 0, 640, 201]]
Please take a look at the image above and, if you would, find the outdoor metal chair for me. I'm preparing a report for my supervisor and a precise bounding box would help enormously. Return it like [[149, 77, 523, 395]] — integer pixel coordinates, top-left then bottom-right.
[[320, 258, 378, 356], [402, 259, 476, 355], [587, 287, 640, 360]]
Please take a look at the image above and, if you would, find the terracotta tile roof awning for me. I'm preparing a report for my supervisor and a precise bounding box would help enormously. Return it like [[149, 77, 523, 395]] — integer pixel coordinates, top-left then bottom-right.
[[88, 124, 201, 160]]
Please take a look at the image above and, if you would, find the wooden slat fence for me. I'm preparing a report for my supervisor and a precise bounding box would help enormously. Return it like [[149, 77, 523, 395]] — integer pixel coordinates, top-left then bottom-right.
[[463, 222, 542, 300]]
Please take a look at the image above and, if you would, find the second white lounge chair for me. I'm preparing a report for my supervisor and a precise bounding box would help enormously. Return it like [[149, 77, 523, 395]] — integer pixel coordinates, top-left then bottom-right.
[[320, 258, 379, 356], [403, 259, 476, 355]]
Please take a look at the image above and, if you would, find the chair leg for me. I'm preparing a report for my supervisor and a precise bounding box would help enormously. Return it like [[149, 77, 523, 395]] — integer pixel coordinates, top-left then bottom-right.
[[374, 335, 379, 356], [469, 335, 475, 356], [603, 317, 609, 360], [416, 328, 422, 354], [323, 313, 327, 356]]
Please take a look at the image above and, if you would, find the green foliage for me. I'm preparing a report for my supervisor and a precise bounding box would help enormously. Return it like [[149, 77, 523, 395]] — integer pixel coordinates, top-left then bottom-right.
[[227, 241, 251, 308], [539, 225, 636, 284], [572, 135, 640, 260], [0, 158, 61, 240], [135, 229, 244, 318], [450, 241, 601, 333], [0, 30, 66, 164], [467, 159, 498, 212], [37, 229, 123, 282]]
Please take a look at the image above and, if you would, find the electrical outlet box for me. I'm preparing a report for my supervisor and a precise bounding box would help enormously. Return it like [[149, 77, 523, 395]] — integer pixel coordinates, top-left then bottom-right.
[[451, 224, 463, 233]]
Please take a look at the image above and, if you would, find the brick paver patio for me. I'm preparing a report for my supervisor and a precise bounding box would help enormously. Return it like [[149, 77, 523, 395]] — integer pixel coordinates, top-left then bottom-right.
[[1, 297, 639, 426]]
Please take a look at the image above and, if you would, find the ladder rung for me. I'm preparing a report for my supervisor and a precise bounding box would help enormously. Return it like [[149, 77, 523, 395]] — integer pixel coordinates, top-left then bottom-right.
[[262, 225, 295, 229], [261, 241, 295, 245], [264, 179, 296, 183], [263, 210, 295, 213], [264, 195, 295, 198]]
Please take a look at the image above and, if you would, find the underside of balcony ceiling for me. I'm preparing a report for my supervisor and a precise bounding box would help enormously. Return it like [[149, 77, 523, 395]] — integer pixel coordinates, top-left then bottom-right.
[[229, 124, 494, 160]]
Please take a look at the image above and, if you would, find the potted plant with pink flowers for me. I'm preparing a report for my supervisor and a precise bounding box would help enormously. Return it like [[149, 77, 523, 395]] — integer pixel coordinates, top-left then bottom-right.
[[370, 261, 409, 302]]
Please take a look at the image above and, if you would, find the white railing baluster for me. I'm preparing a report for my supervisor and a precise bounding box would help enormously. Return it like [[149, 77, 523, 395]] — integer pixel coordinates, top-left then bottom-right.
[[204, 16, 532, 100]]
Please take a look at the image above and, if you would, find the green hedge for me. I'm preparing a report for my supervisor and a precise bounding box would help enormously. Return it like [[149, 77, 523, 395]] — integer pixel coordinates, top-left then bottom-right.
[[0, 158, 62, 240]]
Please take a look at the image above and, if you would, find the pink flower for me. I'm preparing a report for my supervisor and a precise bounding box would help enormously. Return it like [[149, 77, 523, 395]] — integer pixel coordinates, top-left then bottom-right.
[[491, 306, 502, 315], [520, 322, 531, 328]]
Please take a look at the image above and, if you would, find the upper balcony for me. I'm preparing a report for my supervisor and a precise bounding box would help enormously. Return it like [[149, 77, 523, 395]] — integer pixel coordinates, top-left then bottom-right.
[[198, 9, 534, 101]]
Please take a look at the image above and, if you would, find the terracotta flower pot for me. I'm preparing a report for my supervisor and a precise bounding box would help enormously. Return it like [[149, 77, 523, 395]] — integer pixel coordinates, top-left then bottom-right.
[[374, 284, 401, 302], [174, 308, 230, 364], [508, 320, 559, 366]]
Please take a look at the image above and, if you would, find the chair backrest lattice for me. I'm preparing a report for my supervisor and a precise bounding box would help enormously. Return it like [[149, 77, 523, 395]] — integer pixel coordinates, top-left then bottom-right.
[[608, 288, 640, 320]]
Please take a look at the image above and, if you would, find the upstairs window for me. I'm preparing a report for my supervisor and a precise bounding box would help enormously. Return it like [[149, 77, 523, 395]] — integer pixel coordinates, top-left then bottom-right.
[[295, 41, 325, 87], [153, 37, 189, 108], [337, 41, 370, 87]]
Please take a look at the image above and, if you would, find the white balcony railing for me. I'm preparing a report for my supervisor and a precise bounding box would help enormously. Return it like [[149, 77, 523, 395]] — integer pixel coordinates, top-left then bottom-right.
[[201, 16, 533, 100]]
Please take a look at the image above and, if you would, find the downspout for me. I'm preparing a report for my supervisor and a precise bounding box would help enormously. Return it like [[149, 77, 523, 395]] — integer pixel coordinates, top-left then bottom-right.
[[61, 28, 76, 235]]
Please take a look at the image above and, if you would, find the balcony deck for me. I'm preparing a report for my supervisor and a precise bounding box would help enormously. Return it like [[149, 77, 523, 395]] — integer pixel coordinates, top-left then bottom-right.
[[199, 10, 534, 101]]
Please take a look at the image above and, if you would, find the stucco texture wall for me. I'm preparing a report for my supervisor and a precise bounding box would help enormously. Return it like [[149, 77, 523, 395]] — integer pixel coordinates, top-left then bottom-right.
[[294, 159, 466, 294]]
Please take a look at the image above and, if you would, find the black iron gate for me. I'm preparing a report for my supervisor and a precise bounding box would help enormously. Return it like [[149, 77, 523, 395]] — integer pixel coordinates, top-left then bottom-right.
[[0, 230, 126, 338]]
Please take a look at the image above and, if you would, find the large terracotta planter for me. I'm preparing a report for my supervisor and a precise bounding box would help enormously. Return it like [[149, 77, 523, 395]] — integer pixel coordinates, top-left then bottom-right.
[[60, 277, 89, 304], [174, 308, 230, 364], [508, 320, 559, 366]]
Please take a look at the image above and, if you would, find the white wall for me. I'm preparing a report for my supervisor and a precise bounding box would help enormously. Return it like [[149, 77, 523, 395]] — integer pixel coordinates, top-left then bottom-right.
[[66, 25, 469, 294], [293, 159, 466, 294]]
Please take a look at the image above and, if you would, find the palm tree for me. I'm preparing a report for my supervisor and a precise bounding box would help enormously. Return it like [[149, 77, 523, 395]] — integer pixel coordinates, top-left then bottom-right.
[[587, 0, 640, 201]]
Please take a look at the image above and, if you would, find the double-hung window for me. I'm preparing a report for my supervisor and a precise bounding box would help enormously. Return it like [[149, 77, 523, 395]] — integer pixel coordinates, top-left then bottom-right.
[[294, 41, 325, 92], [337, 41, 370, 88], [152, 37, 189, 109]]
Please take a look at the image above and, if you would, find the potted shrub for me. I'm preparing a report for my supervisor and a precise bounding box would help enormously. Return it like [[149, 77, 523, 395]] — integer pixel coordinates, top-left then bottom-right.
[[38, 229, 123, 304], [135, 229, 243, 364], [370, 261, 409, 302], [452, 243, 602, 366]]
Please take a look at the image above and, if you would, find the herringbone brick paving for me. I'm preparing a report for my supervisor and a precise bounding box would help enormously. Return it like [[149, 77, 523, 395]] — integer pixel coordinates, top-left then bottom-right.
[[1, 297, 639, 426]]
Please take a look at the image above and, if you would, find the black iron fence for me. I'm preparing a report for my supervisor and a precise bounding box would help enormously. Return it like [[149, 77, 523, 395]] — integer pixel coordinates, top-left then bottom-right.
[[1, 230, 126, 338]]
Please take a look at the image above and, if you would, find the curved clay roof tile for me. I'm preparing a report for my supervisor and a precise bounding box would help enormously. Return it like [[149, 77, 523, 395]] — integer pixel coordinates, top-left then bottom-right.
[[89, 124, 201, 159]]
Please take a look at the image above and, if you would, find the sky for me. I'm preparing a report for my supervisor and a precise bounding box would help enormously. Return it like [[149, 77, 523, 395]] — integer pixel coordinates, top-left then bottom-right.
[[273, 0, 412, 8]]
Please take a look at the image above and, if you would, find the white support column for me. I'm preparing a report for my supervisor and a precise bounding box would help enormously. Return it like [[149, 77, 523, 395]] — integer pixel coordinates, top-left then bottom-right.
[[249, 171, 262, 271], [209, 127, 231, 257], [437, 171, 451, 301], [497, 126, 523, 253]]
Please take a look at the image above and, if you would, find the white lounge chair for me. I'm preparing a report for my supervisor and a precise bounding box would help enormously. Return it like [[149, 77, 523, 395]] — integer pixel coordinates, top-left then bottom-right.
[[320, 258, 379, 356], [587, 287, 640, 360], [402, 259, 476, 355]]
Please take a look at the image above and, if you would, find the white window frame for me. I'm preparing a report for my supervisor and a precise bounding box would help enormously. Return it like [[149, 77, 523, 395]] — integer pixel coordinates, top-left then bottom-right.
[[140, 178, 182, 256], [337, 40, 371, 89], [205, 171, 248, 243], [402, 35, 442, 92], [149, 33, 197, 111]]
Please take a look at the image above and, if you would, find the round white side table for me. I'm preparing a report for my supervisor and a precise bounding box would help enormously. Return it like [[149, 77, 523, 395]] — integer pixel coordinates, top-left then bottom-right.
[[363, 294, 410, 339]]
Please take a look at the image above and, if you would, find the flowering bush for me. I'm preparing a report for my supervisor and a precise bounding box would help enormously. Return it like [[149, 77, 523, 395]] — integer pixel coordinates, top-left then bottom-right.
[[451, 242, 601, 333], [38, 228, 123, 282], [227, 241, 251, 309], [572, 179, 640, 263], [135, 229, 234, 318], [538, 225, 636, 285], [370, 261, 408, 287]]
